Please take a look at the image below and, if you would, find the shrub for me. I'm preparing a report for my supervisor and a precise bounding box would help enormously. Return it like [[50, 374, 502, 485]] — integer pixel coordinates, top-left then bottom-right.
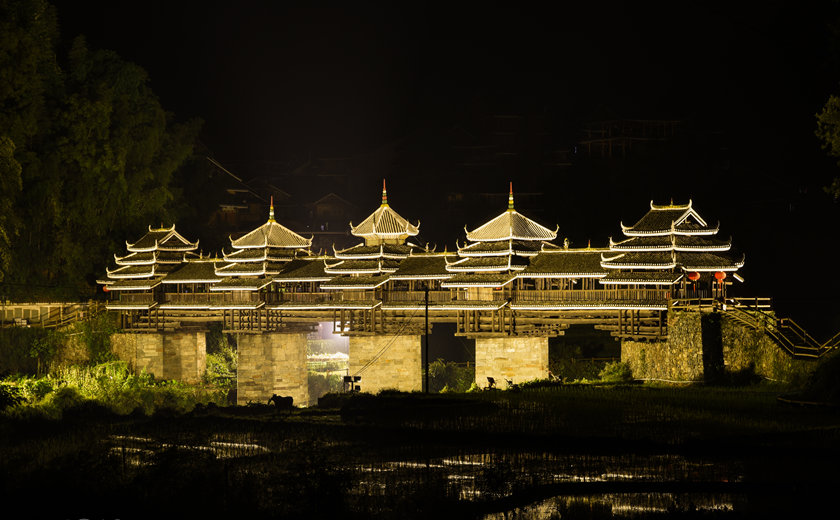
[[599, 361, 633, 383], [428, 359, 474, 393], [308, 372, 343, 405], [0, 383, 23, 411]]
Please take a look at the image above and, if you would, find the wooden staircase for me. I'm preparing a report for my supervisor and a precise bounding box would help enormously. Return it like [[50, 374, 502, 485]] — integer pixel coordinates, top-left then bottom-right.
[[726, 303, 839, 359]]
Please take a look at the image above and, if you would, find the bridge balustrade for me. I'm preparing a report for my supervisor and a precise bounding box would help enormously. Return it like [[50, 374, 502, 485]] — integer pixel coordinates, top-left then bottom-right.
[[117, 293, 156, 305], [513, 288, 670, 302], [281, 292, 341, 304], [162, 293, 225, 305], [384, 290, 455, 303]]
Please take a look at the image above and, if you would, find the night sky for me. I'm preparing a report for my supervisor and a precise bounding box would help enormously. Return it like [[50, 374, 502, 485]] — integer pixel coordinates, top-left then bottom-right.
[[51, 1, 840, 335]]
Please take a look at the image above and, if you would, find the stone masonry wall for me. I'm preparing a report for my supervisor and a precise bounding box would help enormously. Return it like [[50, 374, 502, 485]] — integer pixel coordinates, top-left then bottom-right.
[[721, 314, 816, 384], [111, 332, 206, 383], [621, 311, 704, 382], [162, 332, 206, 383], [474, 336, 548, 387], [622, 310, 817, 384], [349, 335, 421, 393], [237, 333, 308, 407]]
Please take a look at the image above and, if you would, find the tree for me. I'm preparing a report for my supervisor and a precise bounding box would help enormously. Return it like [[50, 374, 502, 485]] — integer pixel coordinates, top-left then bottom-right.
[[815, 95, 840, 199], [0, 137, 22, 281], [0, 0, 59, 283], [0, 0, 201, 297]]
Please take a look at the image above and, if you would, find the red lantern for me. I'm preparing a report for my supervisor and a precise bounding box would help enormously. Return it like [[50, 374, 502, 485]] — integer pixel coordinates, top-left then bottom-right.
[[687, 272, 700, 281], [714, 271, 726, 281], [103, 285, 110, 292]]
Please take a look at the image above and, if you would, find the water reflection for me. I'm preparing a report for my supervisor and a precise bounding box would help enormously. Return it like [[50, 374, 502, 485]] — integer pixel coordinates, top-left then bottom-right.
[[482, 493, 738, 519]]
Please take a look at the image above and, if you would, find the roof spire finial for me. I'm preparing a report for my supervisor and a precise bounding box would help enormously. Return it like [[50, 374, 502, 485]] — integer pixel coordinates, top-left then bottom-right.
[[670, 197, 674, 206], [382, 179, 388, 206], [269, 195, 275, 221], [508, 182, 514, 210]]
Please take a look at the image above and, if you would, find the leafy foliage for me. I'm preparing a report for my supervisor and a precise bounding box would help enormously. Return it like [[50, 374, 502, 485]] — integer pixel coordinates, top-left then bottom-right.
[[598, 361, 634, 383], [0, 0, 201, 297], [3, 360, 226, 418], [0, 382, 23, 410], [428, 358, 474, 393], [816, 95, 840, 199], [204, 327, 237, 401]]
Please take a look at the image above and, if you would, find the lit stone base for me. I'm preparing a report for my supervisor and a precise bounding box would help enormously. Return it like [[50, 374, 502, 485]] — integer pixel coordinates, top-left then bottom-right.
[[474, 336, 548, 388], [237, 333, 308, 407], [622, 310, 817, 384], [349, 335, 422, 393], [111, 332, 206, 383]]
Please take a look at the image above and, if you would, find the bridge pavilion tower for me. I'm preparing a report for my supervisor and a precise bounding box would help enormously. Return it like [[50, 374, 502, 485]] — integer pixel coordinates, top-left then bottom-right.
[[444, 184, 559, 386], [99, 225, 211, 383], [212, 200, 316, 406], [600, 200, 745, 338], [325, 181, 427, 393]]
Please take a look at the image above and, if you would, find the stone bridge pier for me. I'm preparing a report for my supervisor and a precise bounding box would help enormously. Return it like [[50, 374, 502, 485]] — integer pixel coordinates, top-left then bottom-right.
[[237, 333, 309, 407], [349, 335, 422, 393], [474, 336, 549, 388], [111, 332, 207, 383]]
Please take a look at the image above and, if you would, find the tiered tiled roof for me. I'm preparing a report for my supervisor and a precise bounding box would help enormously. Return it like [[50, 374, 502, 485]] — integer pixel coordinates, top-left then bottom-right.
[[601, 200, 744, 286], [99, 225, 200, 294], [348, 180, 419, 245], [445, 184, 557, 288], [323, 182, 422, 290], [213, 200, 313, 288], [518, 248, 608, 279]]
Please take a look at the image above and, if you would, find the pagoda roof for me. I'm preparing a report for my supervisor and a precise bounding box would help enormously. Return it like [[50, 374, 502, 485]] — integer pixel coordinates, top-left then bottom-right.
[[320, 275, 390, 290], [465, 209, 558, 242], [222, 248, 299, 263], [519, 249, 608, 278], [610, 235, 731, 251], [114, 251, 156, 265], [440, 272, 517, 288], [601, 251, 677, 269], [600, 271, 684, 285], [350, 186, 419, 239], [230, 214, 312, 249], [215, 261, 267, 277], [273, 259, 331, 282], [210, 278, 273, 291], [106, 264, 156, 279], [464, 186, 557, 242], [114, 250, 198, 266], [161, 261, 221, 284], [457, 239, 543, 257], [101, 278, 163, 291], [334, 242, 415, 259], [389, 254, 455, 280], [620, 200, 718, 236], [324, 259, 401, 275], [445, 255, 528, 272], [602, 250, 744, 271], [126, 225, 198, 252], [677, 252, 745, 271]]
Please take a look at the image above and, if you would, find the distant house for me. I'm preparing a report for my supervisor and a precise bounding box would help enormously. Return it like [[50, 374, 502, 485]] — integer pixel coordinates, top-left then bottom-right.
[[305, 193, 358, 252]]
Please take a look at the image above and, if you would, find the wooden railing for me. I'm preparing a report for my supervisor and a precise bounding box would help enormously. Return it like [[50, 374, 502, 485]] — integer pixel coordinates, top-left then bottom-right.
[[725, 303, 837, 359], [385, 290, 457, 303], [117, 293, 156, 305], [280, 292, 379, 304], [282, 292, 340, 304], [513, 289, 669, 302]]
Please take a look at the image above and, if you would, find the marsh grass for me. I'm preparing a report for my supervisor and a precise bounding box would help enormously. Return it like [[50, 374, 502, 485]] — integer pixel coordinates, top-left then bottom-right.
[[2, 360, 227, 419], [2, 383, 838, 519]]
